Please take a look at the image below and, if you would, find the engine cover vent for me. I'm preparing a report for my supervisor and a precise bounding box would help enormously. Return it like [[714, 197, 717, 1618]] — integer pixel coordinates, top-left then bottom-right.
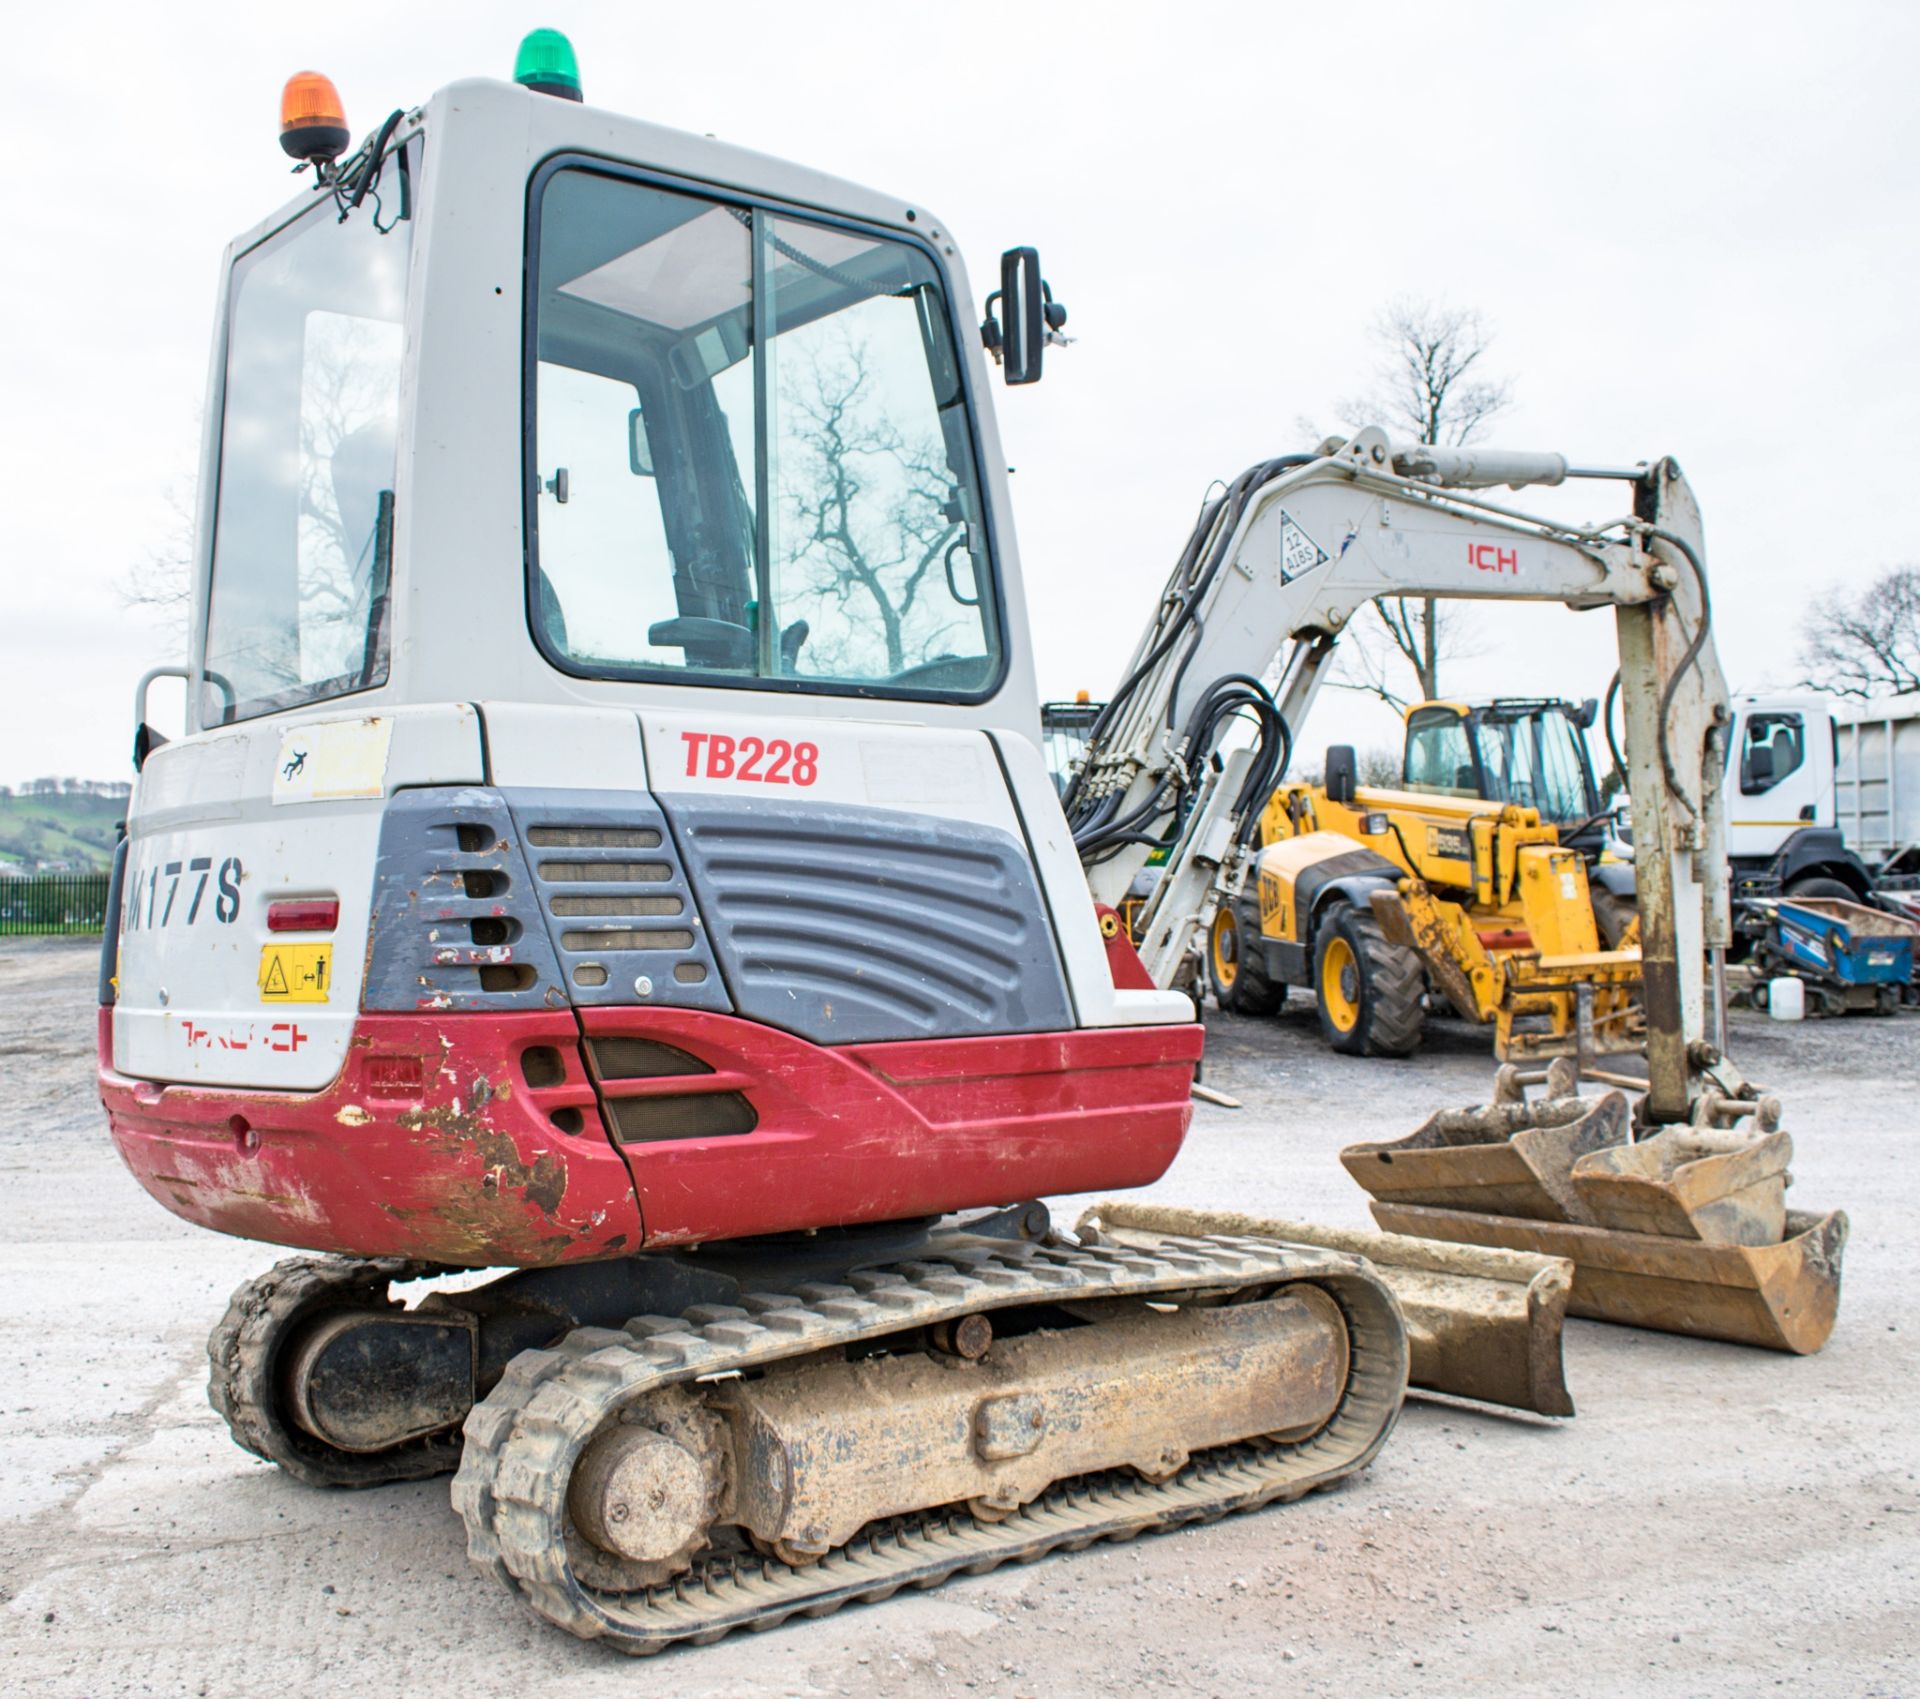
[[657, 797, 1075, 1044], [505, 792, 730, 1012], [362, 788, 566, 1012]]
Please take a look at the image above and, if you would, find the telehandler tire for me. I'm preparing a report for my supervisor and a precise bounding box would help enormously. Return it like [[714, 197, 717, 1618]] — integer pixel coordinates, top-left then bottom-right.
[[1208, 906, 1286, 1016], [1591, 888, 1637, 950], [1313, 902, 1424, 1057]]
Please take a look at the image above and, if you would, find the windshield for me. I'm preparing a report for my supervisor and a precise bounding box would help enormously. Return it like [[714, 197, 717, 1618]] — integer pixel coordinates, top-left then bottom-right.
[[1473, 707, 1594, 822], [1040, 700, 1102, 796], [202, 151, 414, 724], [1403, 708, 1476, 796], [527, 166, 999, 697]]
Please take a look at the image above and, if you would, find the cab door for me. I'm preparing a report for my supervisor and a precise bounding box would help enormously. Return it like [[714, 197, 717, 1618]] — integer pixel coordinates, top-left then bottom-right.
[[1730, 707, 1828, 858]]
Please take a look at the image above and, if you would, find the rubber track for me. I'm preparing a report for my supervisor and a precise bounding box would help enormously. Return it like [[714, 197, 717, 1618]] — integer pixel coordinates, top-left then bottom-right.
[[452, 1230, 1407, 1652], [209, 1254, 462, 1489]]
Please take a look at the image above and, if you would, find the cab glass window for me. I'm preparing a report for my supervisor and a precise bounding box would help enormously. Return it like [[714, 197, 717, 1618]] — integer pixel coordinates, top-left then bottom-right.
[[1475, 709, 1592, 822], [203, 154, 413, 723], [1403, 710, 1475, 795], [527, 167, 999, 698], [1741, 712, 1805, 794]]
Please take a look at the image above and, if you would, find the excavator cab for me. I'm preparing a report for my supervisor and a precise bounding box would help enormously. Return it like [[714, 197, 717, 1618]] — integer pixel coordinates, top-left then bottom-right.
[[95, 48, 1414, 1650]]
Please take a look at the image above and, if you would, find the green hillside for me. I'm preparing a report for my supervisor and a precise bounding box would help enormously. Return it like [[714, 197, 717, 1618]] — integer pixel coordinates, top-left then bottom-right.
[[0, 790, 127, 872]]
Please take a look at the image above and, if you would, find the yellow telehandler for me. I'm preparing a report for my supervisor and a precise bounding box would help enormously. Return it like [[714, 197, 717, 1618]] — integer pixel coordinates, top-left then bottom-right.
[[1205, 735, 1642, 1062]]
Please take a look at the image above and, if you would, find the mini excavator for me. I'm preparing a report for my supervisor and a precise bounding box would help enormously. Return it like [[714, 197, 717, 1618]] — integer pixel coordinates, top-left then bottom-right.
[[97, 36, 1839, 1653]]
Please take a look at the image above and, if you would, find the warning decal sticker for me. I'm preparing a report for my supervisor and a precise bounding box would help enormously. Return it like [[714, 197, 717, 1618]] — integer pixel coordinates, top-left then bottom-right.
[[1278, 510, 1330, 581], [259, 944, 332, 1003]]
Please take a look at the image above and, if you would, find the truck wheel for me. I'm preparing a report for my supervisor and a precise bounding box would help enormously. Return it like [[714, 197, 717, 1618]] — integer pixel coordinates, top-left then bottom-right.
[[1782, 876, 1856, 904], [1313, 903, 1425, 1057], [1208, 907, 1286, 1016]]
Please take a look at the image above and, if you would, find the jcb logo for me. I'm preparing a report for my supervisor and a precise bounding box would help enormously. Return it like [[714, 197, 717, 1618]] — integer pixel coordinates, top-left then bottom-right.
[[1258, 872, 1289, 936]]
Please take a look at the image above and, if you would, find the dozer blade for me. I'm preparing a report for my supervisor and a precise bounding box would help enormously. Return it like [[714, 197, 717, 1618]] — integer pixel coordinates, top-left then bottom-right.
[[1369, 1204, 1848, 1355], [1082, 1203, 1575, 1418]]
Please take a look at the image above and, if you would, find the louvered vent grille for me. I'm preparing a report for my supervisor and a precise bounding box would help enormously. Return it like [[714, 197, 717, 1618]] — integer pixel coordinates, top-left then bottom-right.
[[582, 1034, 758, 1145], [504, 793, 730, 1011], [659, 797, 1075, 1044], [362, 789, 565, 1012]]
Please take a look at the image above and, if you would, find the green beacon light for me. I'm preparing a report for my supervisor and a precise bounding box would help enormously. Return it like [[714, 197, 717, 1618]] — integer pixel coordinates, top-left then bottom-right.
[[513, 29, 582, 101]]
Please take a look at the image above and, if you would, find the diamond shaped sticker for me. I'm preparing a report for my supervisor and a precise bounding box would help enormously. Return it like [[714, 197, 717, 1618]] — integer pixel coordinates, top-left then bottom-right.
[[1278, 509, 1329, 581]]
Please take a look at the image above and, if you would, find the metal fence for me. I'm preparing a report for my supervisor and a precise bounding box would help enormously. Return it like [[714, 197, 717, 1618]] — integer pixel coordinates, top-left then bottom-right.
[[0, 874, 113, 937]]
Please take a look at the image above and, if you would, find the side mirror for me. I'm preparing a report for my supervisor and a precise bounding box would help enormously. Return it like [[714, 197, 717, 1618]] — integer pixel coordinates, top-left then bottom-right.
[[628, 408, 654, 477], [1325, 745, 1358, 805], [984, 247, 1047, 385], [1571, 697, 1599, 730]]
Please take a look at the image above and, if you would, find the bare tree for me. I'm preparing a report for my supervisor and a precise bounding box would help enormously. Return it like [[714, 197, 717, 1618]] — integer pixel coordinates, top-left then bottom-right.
[[1337, 297, 1515, 705], [117, 478, 197, 636], [778, 340, 965, 676], [1798, 566, 1920, 698]]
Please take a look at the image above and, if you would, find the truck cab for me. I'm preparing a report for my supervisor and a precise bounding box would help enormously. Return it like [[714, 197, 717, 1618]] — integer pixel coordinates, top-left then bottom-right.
[[1725, 693, 1872, 901]]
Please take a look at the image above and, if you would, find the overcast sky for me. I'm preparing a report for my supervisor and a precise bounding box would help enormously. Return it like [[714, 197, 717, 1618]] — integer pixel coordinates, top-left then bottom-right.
[[4, 1, 1916, 785]]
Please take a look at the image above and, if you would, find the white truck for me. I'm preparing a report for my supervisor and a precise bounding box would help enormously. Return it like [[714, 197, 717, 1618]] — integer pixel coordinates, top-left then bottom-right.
[[1719, 692, 1879, 902], [1833, 692, 1920, 877]]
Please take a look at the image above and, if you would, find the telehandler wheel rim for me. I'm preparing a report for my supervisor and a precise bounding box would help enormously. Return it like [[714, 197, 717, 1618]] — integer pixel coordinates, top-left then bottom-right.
[[1210, 909, 1240, 991], [1320, 936, 1361, 1032]]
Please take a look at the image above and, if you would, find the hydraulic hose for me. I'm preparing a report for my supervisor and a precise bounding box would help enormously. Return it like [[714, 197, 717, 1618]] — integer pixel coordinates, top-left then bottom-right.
[[1602, 669, 1625, 790], [1643, 526, 1714, 822], [1064, 453, 1313, 859]]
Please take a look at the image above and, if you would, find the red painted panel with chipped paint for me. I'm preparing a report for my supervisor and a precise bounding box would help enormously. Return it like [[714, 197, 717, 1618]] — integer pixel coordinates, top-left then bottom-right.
[[98, 1008, 639, 1267], [583, 1008, 1202, 1247], [99, 1008, 1202, 1265]]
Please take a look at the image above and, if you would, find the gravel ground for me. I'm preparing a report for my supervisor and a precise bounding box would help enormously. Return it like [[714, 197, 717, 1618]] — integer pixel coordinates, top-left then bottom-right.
[[1, 935, 1915, 1699]]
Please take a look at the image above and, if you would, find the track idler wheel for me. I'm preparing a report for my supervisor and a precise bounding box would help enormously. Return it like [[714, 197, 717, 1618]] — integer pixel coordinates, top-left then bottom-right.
[[566, 1388, 728, 1589], [208, 1256, 464, 1488]]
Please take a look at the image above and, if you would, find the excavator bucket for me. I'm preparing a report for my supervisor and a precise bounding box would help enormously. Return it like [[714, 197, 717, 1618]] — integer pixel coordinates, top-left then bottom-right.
[[1079, 1202, 1576, 1418], [1343, 1062, 1848, 1354], [1570, 1126, 1791, 1246], [1338, 1062, 1631, 1223], [1367, 1204, 1846, 1355]]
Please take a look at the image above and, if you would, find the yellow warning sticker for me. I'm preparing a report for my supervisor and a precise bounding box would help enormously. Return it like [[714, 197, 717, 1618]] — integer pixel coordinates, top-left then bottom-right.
[[259, 943, 332, 1003]]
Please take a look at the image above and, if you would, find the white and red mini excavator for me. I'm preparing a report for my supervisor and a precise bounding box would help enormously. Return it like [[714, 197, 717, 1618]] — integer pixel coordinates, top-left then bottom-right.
[[96, 34, 1840, 1652]]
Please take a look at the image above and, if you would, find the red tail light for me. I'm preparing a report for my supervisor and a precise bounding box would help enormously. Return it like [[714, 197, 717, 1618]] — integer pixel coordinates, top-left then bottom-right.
[[268, 899, 340, 933]]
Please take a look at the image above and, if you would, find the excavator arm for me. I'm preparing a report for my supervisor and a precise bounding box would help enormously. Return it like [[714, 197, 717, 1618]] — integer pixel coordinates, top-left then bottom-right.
[[1067, 427, 1733, 1125]]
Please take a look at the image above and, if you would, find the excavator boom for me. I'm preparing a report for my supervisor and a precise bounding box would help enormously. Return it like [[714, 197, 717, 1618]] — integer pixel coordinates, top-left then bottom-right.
[[1067, 431, 1731, 1121]]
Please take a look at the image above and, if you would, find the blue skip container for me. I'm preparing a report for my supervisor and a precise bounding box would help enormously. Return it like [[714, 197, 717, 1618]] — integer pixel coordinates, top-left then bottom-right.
[[1770, 897, 1916, 986]]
